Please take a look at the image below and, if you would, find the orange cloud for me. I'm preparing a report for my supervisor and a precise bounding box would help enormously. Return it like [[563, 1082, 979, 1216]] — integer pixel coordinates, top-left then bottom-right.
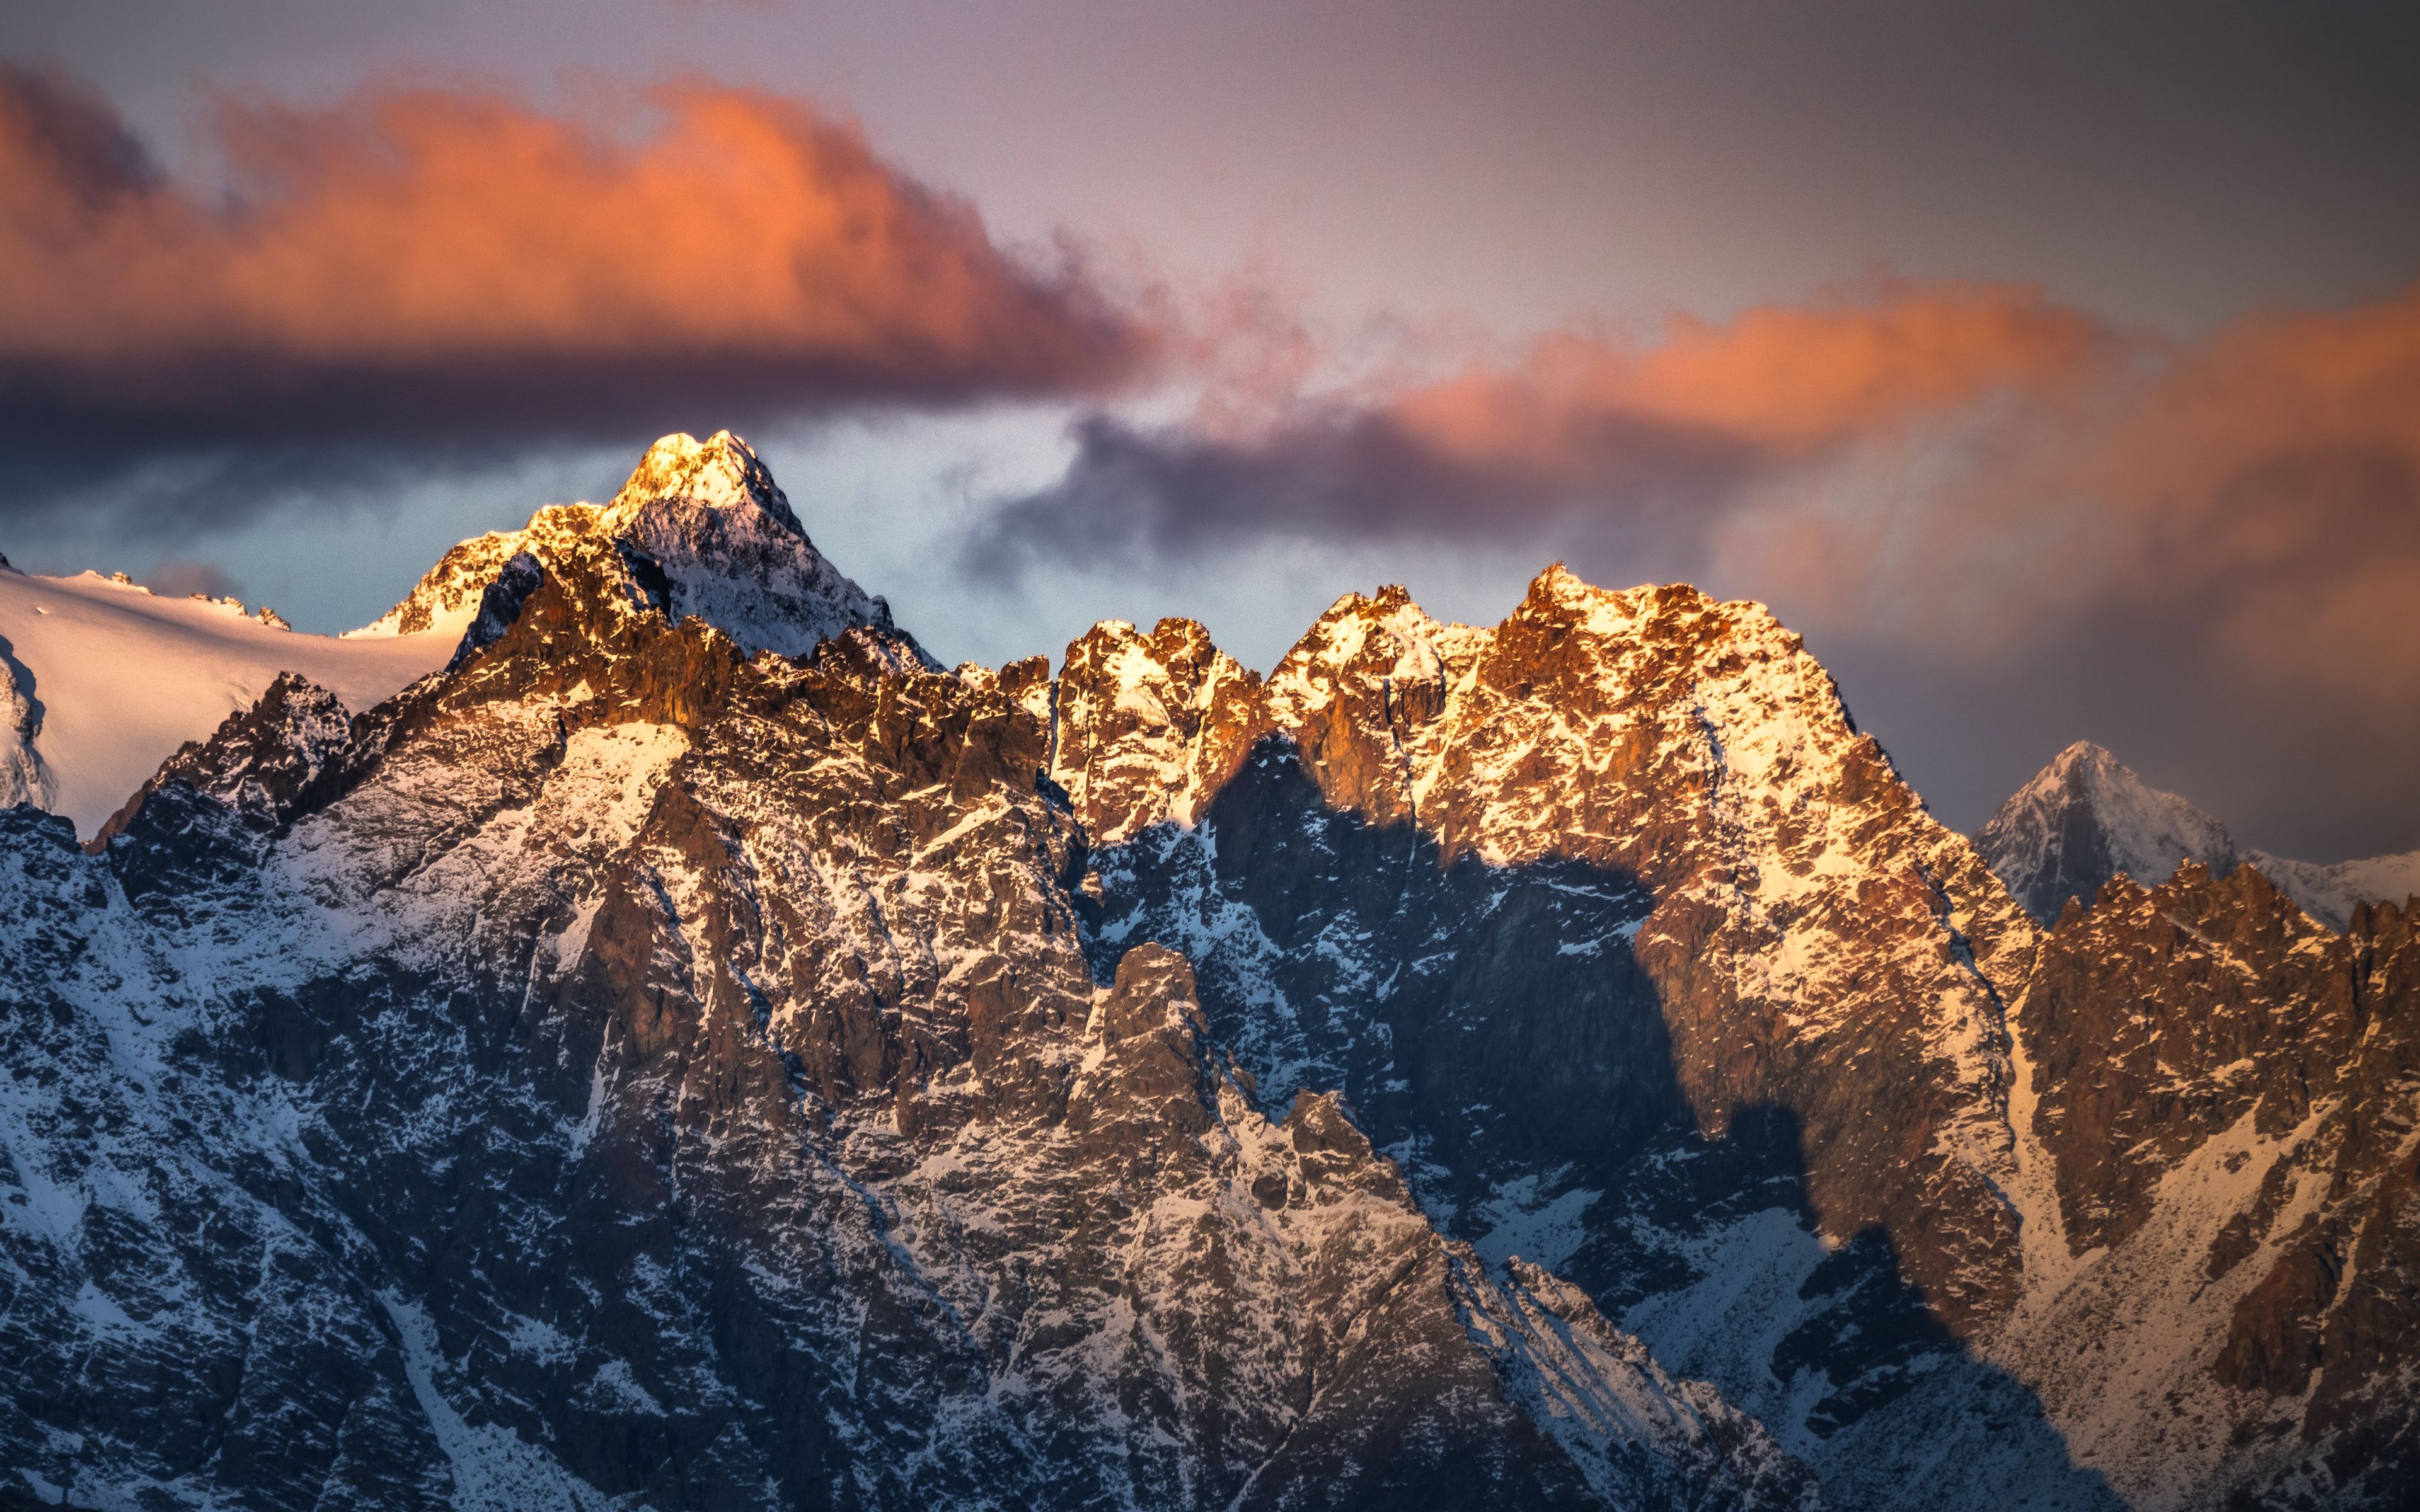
[[1690, 276, 2420, 854], [1708, 278, 2420, 680], [1390, 284, 2114, 474], [0, 66, 1148, 462]]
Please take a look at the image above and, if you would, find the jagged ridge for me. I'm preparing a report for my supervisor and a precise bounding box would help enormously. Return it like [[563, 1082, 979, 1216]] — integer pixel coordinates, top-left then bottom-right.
[[1, 435, 2414, 1512]]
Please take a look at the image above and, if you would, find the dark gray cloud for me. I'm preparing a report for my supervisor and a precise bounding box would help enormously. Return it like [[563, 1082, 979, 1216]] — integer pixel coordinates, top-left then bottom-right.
[[139, 558, 243, 600], [975, 284, 2109, 571], [967, 408, 1756, 578]]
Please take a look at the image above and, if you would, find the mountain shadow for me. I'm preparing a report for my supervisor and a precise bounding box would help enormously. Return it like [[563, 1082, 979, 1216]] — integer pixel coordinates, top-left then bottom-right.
[[1086, 730, 2124, 1511]]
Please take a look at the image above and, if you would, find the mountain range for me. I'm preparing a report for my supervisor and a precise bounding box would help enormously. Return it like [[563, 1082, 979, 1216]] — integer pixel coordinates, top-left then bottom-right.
[[1, 432, 2413, 1511]]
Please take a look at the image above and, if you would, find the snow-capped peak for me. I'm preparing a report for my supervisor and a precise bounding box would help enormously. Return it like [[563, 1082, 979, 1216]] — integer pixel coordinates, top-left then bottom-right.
[[1978, 740, 2420, 931], [354, 431, 923, 665], [599, 429, 802, 536], [1973, 740, 2237, 922], [1261, 583, 1460, 730]]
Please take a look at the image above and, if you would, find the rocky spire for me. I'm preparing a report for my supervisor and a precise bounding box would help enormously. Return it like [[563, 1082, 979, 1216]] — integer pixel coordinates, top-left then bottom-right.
[[599, 429, 802, 535]]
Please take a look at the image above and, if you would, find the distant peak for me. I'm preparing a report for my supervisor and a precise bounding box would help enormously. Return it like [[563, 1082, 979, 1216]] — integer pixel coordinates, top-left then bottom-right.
[[2032, 742, 2165, 806], [2011, 742, 2216, 830], [603, 430, 801, 533], [2048, 739, 2116, 771], [355, 430, 920, 663], [1979, 740, 2238, 923]]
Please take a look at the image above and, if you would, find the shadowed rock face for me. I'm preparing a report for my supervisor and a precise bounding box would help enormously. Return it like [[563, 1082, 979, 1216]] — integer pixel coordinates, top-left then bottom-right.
[[92, 670, 355, 849], [1054, 576, 2106, 1507], [1064, 574, 2037, 1337], [1044, 573, 2419, 1510], [2, 444, 2415, 1511]]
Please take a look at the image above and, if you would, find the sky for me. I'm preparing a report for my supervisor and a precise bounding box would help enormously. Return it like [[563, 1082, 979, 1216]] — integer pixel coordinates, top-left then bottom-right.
[[3, 0, 2417, 860]]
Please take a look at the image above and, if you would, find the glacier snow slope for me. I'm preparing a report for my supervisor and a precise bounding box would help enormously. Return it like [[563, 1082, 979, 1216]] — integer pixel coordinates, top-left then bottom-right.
[[0, 566, 454, 835]]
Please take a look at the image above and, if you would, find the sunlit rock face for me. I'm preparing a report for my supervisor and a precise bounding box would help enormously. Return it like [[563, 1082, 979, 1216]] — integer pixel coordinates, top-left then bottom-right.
[[352, 429, 920, 664], [1, 436, 2413, 1511], [1991, 866, 2420, 1508]]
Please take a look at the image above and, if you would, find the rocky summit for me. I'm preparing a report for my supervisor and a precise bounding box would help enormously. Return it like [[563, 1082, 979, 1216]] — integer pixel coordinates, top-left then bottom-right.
[[1, 434, 2414, 1511]]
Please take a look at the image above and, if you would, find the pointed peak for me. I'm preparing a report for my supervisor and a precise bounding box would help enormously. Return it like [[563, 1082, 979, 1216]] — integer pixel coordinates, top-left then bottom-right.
[[2030, 743, 2175, 810], [603, 430, 800, 532], [2047, 739, 2118, 773], [1979, 739, 2239, 924], [358, 429, 917, 663]]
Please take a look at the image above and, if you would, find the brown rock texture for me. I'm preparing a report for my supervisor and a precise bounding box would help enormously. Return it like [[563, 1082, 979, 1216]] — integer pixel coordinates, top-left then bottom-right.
[[1987, 873, 2420, 1508], [1043, 566, 2417, 1509]]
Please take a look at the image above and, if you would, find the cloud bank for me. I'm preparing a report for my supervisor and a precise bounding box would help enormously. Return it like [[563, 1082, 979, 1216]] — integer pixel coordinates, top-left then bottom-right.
[[981, 278, 2420, 855], [0, 65, 1150, 517]]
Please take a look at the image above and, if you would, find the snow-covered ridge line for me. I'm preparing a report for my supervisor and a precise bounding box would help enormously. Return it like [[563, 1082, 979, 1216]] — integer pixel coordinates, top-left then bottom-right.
[[0, 430, 925, 840], [2239, 845, 2420, 932], [4, 563, 293, 629]]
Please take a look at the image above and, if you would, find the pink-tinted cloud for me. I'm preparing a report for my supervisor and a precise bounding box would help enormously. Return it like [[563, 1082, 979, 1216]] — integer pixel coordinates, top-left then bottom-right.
[[1393, 287, 2112, 469], [0, 64, 1150, 496], [1717, 281, 2420, 690], [1729, 282, 2420, 855], [976, 282, 2116, 563]]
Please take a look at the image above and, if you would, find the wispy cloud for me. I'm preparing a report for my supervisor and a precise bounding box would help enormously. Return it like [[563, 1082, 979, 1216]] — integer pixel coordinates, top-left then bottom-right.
[[971, 282, 2114, 568]]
